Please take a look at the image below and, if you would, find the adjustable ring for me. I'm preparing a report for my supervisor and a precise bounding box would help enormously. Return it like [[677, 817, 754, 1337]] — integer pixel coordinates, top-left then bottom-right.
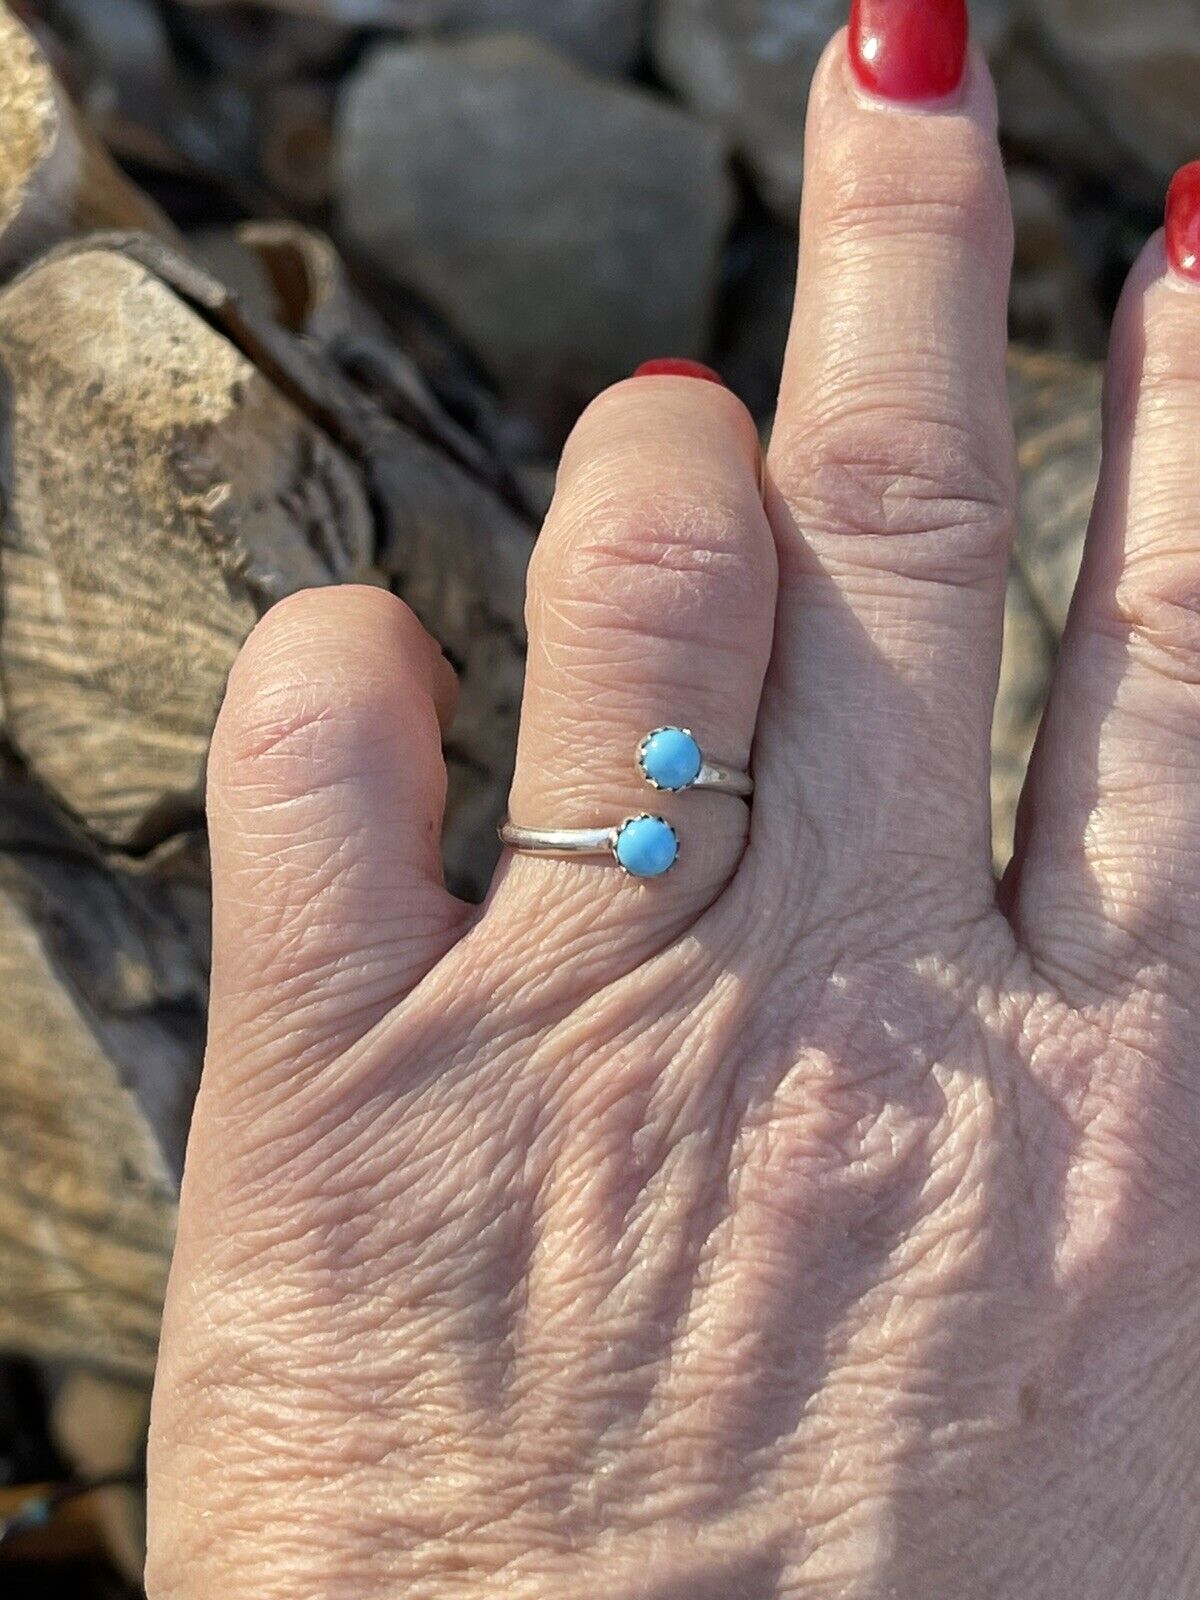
[[497, 727, 752, 879]]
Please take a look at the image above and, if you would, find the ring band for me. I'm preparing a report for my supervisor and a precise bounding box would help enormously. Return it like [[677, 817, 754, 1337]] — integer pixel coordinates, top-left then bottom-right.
[[499, 815, 681, 878], [497, 728, 751, 879]]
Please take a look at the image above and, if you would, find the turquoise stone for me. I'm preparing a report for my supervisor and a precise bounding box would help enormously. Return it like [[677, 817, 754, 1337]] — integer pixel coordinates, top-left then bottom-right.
[[614, 815, 679, 878], [640, 726, 702, 791]]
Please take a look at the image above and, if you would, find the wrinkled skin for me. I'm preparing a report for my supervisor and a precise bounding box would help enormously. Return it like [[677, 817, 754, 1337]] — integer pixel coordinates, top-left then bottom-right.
[[147, 32, 1200, 1600]]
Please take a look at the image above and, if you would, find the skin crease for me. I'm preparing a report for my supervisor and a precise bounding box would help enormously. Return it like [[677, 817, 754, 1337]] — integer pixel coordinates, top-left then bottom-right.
[[147, 30, 1200, 1600]]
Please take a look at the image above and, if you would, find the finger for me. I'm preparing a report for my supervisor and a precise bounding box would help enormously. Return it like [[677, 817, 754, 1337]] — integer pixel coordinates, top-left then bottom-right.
[[206, 585, 466, 1082], [763, 12, 1016, 914], [1009, 171, 1200, 986], [489, 370, 776, 965]]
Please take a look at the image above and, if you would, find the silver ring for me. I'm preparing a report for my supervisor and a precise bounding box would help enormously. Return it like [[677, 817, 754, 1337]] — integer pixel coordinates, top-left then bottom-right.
[[497, 727, 752, 879]]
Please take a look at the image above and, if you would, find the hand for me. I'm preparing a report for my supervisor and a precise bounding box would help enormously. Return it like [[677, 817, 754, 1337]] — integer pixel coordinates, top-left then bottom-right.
[[146, 11, 1200, 1598]]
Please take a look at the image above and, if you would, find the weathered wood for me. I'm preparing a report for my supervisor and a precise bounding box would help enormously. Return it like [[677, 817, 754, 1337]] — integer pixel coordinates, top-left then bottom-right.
[[0, 759, 193, 1380], [0, 245, 375, 848], [1009, 346, 1105, 632], [0, 6, 179, 276], [51, 1368, 150, 1582], [991, 348, 1103, 862], [0, 227, 532, 871]]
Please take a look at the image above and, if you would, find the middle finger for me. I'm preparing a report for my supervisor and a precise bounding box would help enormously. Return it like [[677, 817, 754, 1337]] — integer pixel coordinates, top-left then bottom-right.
[[762, 6, 1016, 924]]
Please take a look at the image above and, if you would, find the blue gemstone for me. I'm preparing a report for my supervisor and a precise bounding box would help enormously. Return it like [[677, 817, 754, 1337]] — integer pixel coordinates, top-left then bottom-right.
[[640, 727, 702, 791], [614, 815, 679, 878]]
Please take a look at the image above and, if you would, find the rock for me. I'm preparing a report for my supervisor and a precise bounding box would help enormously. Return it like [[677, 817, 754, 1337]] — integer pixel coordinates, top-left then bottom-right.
[[401, 0, 647, 74], [337, 35, 733, 422], [652, 0, 1013, 219], [178, 0, 416, 22], [650, 0, 840, 220], [713, 210, 798, 421], [259, 79, 335, 207], [1027, 0, 1200, 189], [43, 0, 175, 108], [1008, 167, 1105, 359], [179, 0, 646, 71], [995, 35, 1126, 185]]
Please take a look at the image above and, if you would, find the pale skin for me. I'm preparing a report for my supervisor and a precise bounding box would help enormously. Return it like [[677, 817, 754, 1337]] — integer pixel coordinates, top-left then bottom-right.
[[147, 32, 1200, 1600]]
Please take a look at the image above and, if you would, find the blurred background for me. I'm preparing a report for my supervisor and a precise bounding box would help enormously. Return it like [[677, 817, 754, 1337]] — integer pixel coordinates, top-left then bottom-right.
[[0, 0, 1194, 1592]]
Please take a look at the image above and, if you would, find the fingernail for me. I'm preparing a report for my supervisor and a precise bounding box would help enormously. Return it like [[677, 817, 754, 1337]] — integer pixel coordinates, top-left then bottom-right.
[[633, 358, 725, 385], [1166, 162, 1200, 284], [849, 0, 968, 104]]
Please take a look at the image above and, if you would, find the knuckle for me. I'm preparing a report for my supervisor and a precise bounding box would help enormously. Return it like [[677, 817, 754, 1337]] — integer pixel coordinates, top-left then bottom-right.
[[208, 668, 417, 831], [777, 403, 1015, 583], [822, 127, 1010, 257], [530, 485, 770, 642], [773, 121, 1015, 586], [529, 380, 770, 648], [1109, 562, 1200, 686], [214, 589, 437, 784]]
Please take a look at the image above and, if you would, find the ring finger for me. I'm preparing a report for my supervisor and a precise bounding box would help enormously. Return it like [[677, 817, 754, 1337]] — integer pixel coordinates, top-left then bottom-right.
[[488, 369, 776, 972]]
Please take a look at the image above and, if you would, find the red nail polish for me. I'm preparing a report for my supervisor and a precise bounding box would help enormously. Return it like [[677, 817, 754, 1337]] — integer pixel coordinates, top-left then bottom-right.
[[1166, 162, 1200, 284], [849, 0, 968, 103], [633, 358, 725, 385]]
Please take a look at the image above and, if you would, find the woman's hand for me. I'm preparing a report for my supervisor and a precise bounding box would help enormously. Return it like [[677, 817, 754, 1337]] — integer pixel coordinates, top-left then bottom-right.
[[146, 7, 1200, 1596]]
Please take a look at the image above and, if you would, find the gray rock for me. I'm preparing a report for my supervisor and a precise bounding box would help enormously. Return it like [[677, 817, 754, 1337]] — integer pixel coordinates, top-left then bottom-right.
[[652, 0, 1014, 220], [1024, 0, 1200, 189], [337, 35, 734, 418], [1008, 167, 1106, 360], [179, 0, 414, 21], [396, 0, 647, 73], [182, 0, 645, 70], [650, 0, 840, 219], [995, 37, 1125, 186]]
